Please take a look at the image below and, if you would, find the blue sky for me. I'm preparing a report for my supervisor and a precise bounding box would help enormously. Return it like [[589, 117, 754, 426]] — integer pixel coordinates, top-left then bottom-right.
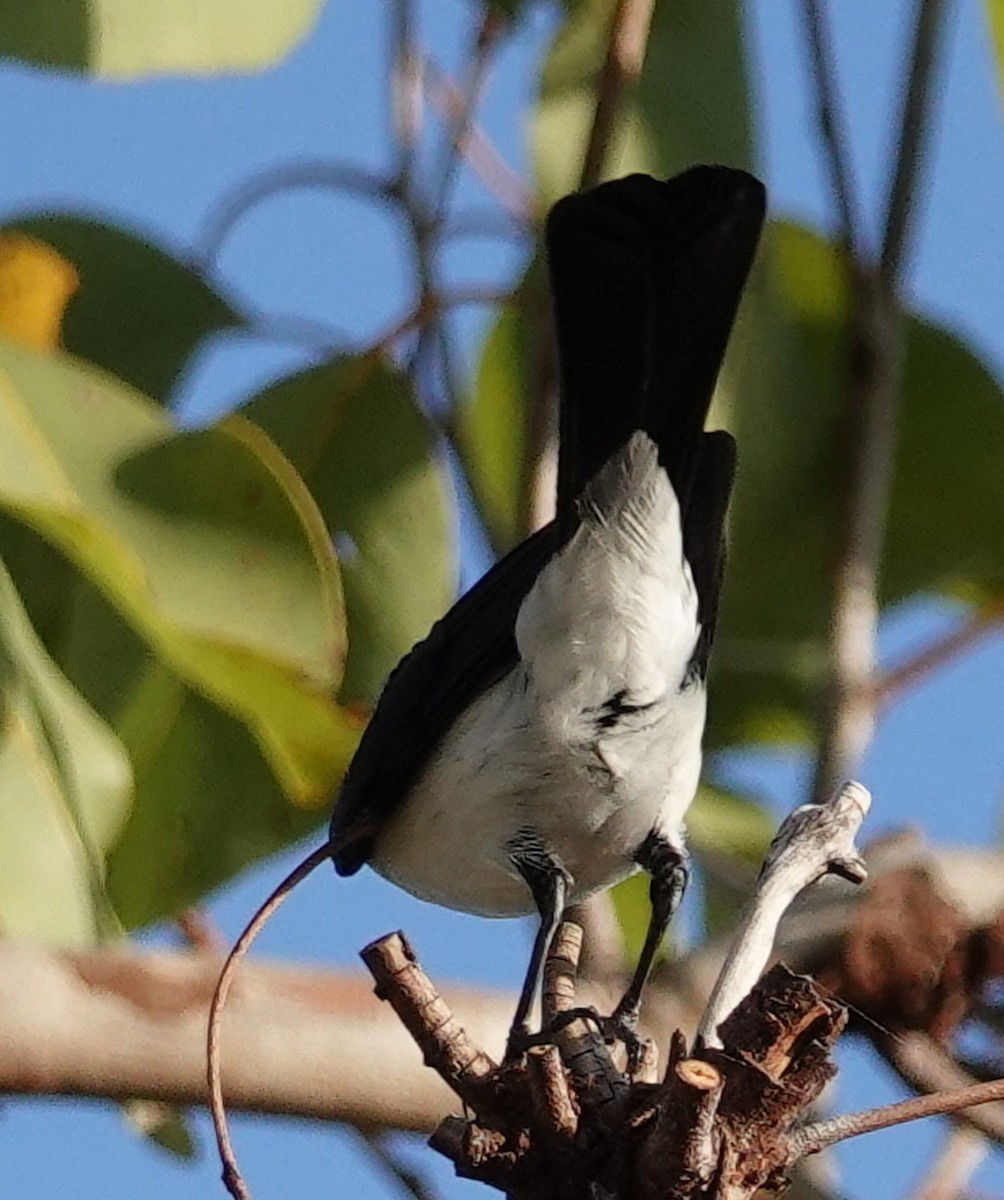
[[3, 2, 1004, 1198]]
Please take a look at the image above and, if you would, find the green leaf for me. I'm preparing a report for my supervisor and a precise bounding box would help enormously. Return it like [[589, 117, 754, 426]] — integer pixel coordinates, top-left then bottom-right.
[[688, 784, 773, 935], [123, 1101, 197, 1159], [609, 871, 650, 965], [0, 0, 323, 79], [49, 576, 349, 927], [609, 784, 773, 955], [0, 557, 131, 945], [458, 302, 531, 551], [533, 0, 753, 205], [986, 1, 1004, 102], [709, 221, 1004, 750], [244, 353, 454, 707], [4, 215, 240, 403], [0, 336, 351, 803]]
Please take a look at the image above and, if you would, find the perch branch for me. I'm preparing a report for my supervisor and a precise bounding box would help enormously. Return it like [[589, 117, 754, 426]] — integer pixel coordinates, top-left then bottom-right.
[[697, 781, 870, 1048]]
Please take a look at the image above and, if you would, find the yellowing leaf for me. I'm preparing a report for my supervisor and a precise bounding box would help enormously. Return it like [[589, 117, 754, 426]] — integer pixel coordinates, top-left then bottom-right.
[[6, 214, 240, 402], [0, 234, 78, 353], [0, 0, 324, 79], [986, 0, 1004, 102]]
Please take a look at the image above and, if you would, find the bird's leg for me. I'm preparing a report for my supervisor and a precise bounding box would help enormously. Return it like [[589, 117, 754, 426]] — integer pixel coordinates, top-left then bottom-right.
[[612, 832, 690, 1028], [505, 847, 569, 1062]]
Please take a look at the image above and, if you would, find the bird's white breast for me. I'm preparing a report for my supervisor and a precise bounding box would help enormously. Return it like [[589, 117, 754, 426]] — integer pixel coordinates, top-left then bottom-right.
[[371, 434, 707, 916]]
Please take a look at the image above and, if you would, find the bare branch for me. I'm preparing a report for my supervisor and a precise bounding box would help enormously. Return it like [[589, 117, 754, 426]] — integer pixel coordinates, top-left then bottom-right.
[[697, 781, 870, 1048], [809, 0, 952, 804], [357, 1128, 441, 1200], [873, 601, 1004, 704], [429, 11, 507, 225], [424, 58, 529, 221], [579, 0, 656, 191], [176, 908, 225, 953], [360, 932, 499, 1113], [878, 1030, 1004, 1145], [208, 844, 332, 1200], [192, 160, 396, 270], [908, 1127, 988, 1200], [798, 0, 862, 252], [880, 0, 953, 284], [0, 938, 515, 1125], [388, 0, 422, 190], [789, 1075, 1004, 1159]]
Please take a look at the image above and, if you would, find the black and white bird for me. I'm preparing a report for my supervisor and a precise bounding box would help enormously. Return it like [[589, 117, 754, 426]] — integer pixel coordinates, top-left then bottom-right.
[[329, 165, 765, 1055]]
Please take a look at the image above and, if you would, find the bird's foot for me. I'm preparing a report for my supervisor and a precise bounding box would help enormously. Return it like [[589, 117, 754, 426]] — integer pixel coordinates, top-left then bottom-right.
[[505, 1005, 646, 1074]]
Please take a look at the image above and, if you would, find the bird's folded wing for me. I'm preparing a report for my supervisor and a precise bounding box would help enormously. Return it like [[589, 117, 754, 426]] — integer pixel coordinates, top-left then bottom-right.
[[329, 521, 559, 872]]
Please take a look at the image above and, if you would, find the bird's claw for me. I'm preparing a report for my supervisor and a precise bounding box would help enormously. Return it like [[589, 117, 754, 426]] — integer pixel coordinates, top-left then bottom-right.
[[505, 1005, 646, 1074]]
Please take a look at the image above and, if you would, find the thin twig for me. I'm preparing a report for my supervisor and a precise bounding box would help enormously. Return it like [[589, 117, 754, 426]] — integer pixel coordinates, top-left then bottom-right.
[[790, 1075, 1004, 1159], [908, 1127, 988, 1200], [878, 1030, 1004, 1145], [799, 0, 862, 253], [207, 843, 333, 1200], [808, 0, 950, 804], [578, 0, 656, 191], [430, 11, 506, 226], [357, 1129, 440, 1200], [176, 908, 224, 953], [880, 0, 953, 284], [192, 161, 396, 270], [873, 600, 1004, 703], [243, 309, 349, 352], [371, 284, 517, 355], [389, 0, 422, 191], [423, 58, 529, 220]]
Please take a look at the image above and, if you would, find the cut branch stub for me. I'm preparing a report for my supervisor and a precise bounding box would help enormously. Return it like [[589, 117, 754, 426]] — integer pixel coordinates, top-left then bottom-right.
[[359, 930, 502, 1114]]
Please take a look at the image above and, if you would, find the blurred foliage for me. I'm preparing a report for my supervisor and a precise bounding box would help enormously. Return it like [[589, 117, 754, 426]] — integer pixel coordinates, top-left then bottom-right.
[[0, 233, 79, 353], [988, 0, 1004, 100], [0, 556, 130, 944], [244, 355, 454, 707], [5, 215, 240, 402], [0, 0, 323, 78], [0, 0, 1000, 954], [532, 0, 752, 203]]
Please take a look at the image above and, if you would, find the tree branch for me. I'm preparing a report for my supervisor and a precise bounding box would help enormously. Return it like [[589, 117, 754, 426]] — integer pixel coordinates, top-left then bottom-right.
[[809, 0, 950, 804], [880, 0, 953, 285], [798, 0, 862, 253], [697, 781, 870, 1048], [192, 161, 396, 270], [578, 0, 655, 191], [790, 1075, 1004, 1159], [873, 601, 1004, 704]]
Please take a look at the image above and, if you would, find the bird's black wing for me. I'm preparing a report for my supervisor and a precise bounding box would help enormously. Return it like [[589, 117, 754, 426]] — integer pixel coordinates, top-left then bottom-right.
[[330, 522, 559, 873]]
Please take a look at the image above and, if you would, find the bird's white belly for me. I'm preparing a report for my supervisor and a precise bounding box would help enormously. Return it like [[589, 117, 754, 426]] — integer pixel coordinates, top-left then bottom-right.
[[372, 436, 706, 916], [371, 667, 705, 916]]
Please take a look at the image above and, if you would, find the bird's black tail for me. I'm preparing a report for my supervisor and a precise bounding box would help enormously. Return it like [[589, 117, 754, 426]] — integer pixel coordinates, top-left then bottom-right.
[[545, 166, 765, 533], [545, 166, 765, 672]]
